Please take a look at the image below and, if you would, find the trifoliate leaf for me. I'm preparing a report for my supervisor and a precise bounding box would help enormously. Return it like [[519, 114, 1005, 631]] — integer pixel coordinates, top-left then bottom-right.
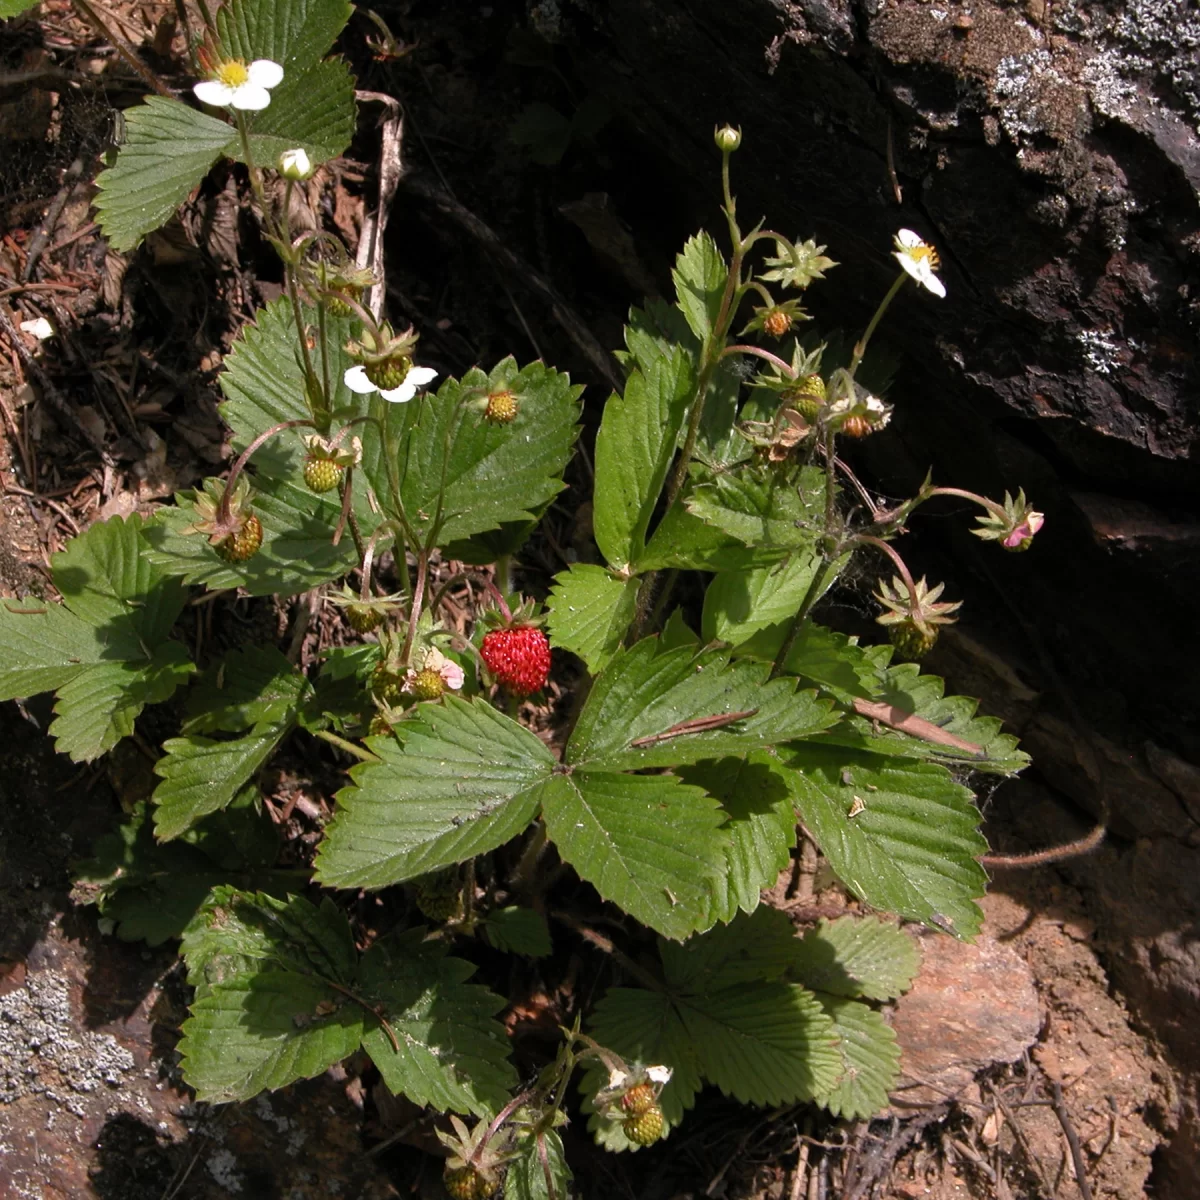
[[482, 907, 552, 958], [819, 658, 1030, 776], [678, 755, 796, 925], [314, 697, 553, 889], [364, 357, 581, 548], [93, 98, 236, 251], [671, 231, 725, 343], [505, 1128, 572, 1200], [593, 345, 693, 570], [358, 931, 516, 1115], [242, 58, 355, 167], [178, 890, 364, 1101], [566, 640, 836, 771], [677, 980, 840, 1105], [540, 771, 727, 940], [586, 911, 841, 1128], [686, 465, 825, 550], [778, 744, 988, 939], [74, 795, 285, 946], [792, 916, 920, 1002], [0, 515, 192, 761], [545, 563, 639, 674], [811, 995, 900, 1120], [153, 727, 286, 842], [217, 0, 353, 69]]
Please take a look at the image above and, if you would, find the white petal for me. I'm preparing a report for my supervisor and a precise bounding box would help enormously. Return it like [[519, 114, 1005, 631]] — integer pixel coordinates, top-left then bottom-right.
[[343, 365, 377, 394], [646, 1065, 673, 1084], [923, 272, 947, 298], [442, 662, 465, 691], [19, 317, 54, 340], [894, 253, 923, 285], [247, 59, 284, 88], [381, 380, 417, 403], [896, 228, 924, 249], [406, 366, 439, 388], [230, 84, 272, 111], [193, 79, 234, 106]]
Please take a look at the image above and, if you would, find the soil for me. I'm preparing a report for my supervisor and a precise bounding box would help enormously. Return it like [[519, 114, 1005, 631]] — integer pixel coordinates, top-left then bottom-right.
[[0, 2, 1192, 1198]]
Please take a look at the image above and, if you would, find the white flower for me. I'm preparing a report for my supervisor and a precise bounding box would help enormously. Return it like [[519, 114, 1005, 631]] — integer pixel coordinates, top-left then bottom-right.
[[278, 148, 312, 180], [19, 317, 54, 340], [893, 228, 946, 298], [344, 363, 438, 404], [194, 59, 284, 111]]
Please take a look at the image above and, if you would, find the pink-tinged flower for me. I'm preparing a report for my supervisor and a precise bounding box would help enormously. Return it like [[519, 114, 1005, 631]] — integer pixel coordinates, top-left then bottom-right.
[[405, 648, 465, 701], [1003, 510, 1044, 551], [194, 59, 283, 111]]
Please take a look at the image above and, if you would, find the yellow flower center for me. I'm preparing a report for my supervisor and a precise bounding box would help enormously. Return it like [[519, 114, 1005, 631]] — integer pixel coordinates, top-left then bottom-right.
[[911, 244, 940, 270], [216, 59, 250, 88]]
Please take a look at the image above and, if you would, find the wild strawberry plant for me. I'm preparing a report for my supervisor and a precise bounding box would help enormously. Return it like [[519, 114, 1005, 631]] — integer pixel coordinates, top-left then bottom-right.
[[1, 2, 1045, 1194]]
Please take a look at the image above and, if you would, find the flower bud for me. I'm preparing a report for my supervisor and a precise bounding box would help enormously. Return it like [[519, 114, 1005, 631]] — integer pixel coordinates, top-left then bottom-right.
[[278, 147, 313, 180], [714, 124, 742, 152]]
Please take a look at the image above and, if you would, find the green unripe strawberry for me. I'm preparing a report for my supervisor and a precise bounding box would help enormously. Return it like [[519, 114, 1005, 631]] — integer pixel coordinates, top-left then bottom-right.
[[620, 1083, 656, 1116], [325, 286, 360, 318], [889, 620, 938, 660], [364, 355, 412, 392], [368, 712, 393, 737], [413, 869, 462, 922], [443, 1163, 492, 1200], [215, 514, 263, 562], [346, 603, 385, 634], [484, 390, 518, 424], [623, 1103, 665, 1146], [782, 374, 827, 422], [304, 455, 344, 494], [372, 662, 405, 704], [409, 667, 446, 701]]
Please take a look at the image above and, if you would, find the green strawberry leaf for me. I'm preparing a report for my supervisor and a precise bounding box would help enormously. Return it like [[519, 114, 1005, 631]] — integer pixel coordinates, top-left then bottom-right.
[[482, 907, 552, 957], [242, 58, 356, 167], [679, 755, 796, 925], [545, 563, 640, 674], [671, 231, 725, 344], [566, 640, 836, 771], [358, 931, 516, 1115], [686, 465, 825, 550], [361, 357, 581, 548], [539, 770, 728, 941], [778, 743, 988, 939], [811, 995, 901, 1120], [792, 915, 921, 1002], [504, 1128, 572, 1200], [217, 0, 353, 69], [93, 98, 236, 252], [314, 698, 553, 889], [593, 345, 693, 570], [0, 515, 192, 761]]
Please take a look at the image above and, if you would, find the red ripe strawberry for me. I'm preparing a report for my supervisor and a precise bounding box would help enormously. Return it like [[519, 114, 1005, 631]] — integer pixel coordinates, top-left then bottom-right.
[[480, 626, 550, 696]]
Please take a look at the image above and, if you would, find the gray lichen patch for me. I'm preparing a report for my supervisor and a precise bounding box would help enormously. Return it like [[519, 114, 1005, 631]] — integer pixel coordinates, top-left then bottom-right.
[[0, 970, 135, 1117]]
